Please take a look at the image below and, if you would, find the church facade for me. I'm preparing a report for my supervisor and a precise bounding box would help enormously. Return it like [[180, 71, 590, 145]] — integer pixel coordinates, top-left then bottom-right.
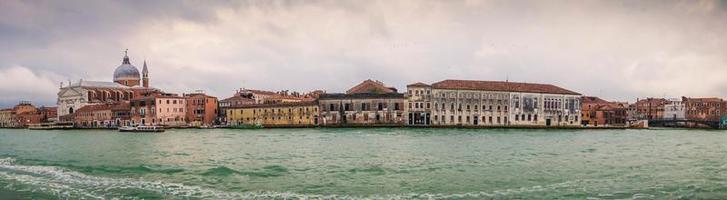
[[57, 51, 156, 118]]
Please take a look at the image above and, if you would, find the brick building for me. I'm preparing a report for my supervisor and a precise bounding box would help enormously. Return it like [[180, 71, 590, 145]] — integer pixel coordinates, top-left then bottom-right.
[[581, 96, 627, 127], [683, 97, 726, 121], [632, 98, 668, 120], [184, 93, 218, 126], [130, 94, 187, 127]]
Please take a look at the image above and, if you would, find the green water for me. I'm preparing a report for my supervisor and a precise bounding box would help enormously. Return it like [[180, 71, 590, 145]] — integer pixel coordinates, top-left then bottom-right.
[[1, 128, 727, 199]]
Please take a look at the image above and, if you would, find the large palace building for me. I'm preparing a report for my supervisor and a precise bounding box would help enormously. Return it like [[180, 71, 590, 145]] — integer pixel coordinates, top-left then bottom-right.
[[57, 51, 157, 117], [406, 79, 582, 127]]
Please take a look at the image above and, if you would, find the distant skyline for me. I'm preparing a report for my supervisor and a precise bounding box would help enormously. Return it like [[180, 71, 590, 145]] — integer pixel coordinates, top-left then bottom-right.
[[1, 0, 726, 107]]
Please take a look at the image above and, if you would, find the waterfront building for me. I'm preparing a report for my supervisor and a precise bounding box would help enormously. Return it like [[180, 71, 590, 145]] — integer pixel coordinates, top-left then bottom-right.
[[581, 96, 628, 127], [130, 94, 187, 127], [184, 92, 218, 126], [69, 103, 130, 128], [57, 51, 157, 117], [0, 109, 15, 128], [219, 88, 320, 125], [633, 98, 667, 120], [111, 102, 132, 127], [413, 79, 581, 127], [226, 102, 319, 127], [683, 97, 726, 121], [318, 80, 406, 126], [406, 82, 432, 126], [6, 102, 58, 128], [663, 98, 686, 120], [71, 104, 113, 128]]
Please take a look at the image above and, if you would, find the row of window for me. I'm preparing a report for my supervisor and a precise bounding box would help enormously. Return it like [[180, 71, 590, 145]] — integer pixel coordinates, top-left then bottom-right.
[[236, 107, 319, 115], [326, 103, 402, 111]]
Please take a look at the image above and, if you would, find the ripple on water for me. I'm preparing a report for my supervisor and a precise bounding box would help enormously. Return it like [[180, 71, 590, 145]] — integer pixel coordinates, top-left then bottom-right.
[[202, 165, 290, 178]]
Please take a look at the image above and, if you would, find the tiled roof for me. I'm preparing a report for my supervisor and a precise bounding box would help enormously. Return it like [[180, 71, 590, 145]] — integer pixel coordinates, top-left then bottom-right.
[[346, 79, 396, 94], [582, 96, 610, 104], [318, 93, 405, 100], [407, 82, 431, 87], [69, 81, 130, 89], [431, 79, 580, 95], [75, 104, 113, 113], [683, 97, 724, 102], [221, 95, 255, 103]]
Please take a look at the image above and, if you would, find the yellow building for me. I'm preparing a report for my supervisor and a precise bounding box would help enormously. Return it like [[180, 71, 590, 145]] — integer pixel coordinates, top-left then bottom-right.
[[226, 102, 319, 127]]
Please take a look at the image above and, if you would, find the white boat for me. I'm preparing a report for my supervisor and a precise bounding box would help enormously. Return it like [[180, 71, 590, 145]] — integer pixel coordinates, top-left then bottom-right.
[[118, 125, 165, 132]]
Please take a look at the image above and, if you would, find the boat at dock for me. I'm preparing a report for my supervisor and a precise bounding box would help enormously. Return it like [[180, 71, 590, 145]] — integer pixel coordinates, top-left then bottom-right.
[[118, 125, 165, 132], [27, 122, 74, 130]]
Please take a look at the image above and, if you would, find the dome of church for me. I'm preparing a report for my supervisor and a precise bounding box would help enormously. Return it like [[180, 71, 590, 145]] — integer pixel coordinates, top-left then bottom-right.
[[113, 54, 141, 82]]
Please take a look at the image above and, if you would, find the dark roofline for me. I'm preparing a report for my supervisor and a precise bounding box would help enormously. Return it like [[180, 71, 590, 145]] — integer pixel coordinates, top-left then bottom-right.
[[228, 101, 318, 109], [318, 93, 406, 100]]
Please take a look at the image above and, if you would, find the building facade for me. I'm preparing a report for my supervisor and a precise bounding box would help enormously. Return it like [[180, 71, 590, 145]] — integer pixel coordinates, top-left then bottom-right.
[[663, 98, 686, 120], [683, 97, 726, 121], [318, 80, 406, 126], [581, 96, 628, 127], [226, 102, 319, 127], [130, 94, 187, 127], [406, 83, 432, 126], [72, 104, 113, 128], [411, 80, 582, 127], [0, 109, 16, 128], [633, 98, 667, 120], [185, 93, 218, 126], [57, 51, 156, 118]]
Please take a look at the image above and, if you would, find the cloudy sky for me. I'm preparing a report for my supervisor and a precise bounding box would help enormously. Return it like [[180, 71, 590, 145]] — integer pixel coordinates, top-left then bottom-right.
[[1, 0, 726, 107]]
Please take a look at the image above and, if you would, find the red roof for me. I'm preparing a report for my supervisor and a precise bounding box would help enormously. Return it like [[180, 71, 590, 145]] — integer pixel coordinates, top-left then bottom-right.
[[582, 96, 610, 104], [431, 79, 580, 95], [75, 104, 113, 113]]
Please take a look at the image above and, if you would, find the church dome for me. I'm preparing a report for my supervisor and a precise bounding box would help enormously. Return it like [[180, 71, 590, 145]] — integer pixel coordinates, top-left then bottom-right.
[[113, 53, 140, 82]]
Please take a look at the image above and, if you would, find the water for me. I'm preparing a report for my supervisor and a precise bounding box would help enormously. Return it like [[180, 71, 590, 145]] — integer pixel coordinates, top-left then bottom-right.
[[1, 128, 727, 199]]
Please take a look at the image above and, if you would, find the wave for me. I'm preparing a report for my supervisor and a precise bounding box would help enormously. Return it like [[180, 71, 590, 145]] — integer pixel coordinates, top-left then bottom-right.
[[0, 157, 589, 199]]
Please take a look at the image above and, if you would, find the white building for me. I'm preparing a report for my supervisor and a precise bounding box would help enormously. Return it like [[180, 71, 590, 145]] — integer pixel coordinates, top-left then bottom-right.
[[407, 79, 582, 127], [663, 98, 685, 120], [57, 51, 156, 118]]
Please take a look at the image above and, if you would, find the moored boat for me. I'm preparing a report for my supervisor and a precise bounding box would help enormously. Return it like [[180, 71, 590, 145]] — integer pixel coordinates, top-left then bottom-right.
[[28, 122, 74, 130], [118, 125, 165, 132], [230, 123, 264, 129]]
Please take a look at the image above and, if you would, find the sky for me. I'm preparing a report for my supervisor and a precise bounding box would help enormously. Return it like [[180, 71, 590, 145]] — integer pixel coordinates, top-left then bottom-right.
[[1, 0, 726, 107]]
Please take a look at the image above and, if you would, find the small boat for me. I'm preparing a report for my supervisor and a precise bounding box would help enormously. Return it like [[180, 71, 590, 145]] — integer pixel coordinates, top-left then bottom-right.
[[230, 123, 264, 129], [118, 125, 165, 132], [28, 122, 74, 130]]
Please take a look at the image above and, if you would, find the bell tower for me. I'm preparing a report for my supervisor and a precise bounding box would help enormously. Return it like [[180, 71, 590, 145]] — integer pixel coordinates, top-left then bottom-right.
[[142, 60, 149, 88]]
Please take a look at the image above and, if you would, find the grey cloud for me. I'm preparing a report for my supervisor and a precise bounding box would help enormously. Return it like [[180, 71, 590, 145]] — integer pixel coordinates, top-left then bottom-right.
[[1, 0, 726, 107]]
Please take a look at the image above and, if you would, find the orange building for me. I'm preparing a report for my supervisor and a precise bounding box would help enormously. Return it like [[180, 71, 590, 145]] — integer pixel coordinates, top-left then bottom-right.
[[184, 93, 218, 126], [1, 102, 57, 128], [581, 96, 627, 127]]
